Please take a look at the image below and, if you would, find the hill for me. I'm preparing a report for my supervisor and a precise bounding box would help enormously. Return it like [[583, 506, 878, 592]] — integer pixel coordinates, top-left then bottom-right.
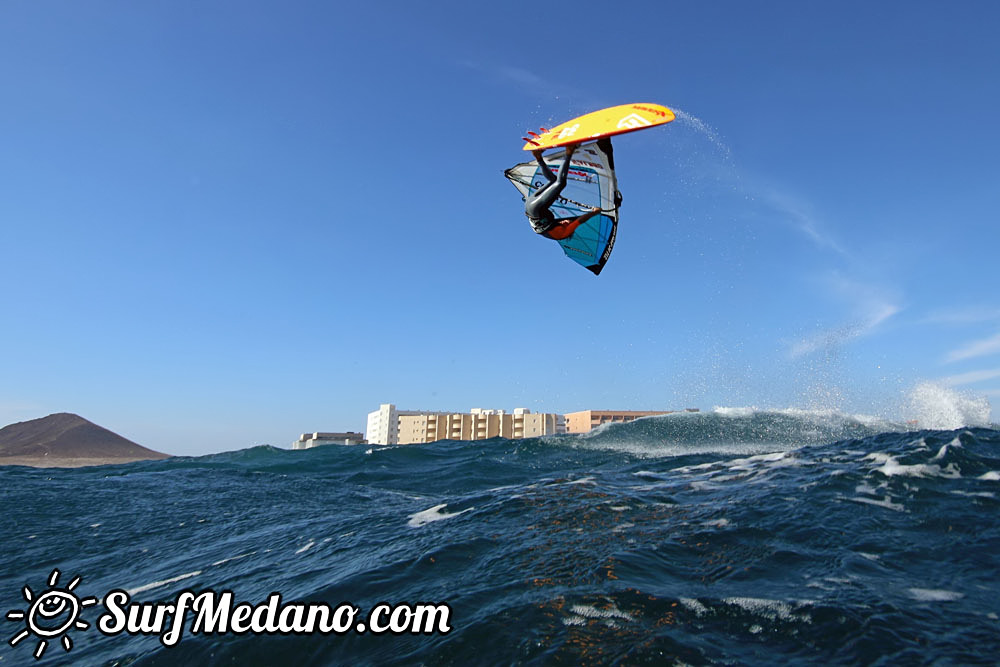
[[0, 413, 169, 467]]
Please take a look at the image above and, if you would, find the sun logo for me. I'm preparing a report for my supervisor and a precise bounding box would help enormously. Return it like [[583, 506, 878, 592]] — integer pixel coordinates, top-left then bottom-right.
[[6, 569, 98, 660]]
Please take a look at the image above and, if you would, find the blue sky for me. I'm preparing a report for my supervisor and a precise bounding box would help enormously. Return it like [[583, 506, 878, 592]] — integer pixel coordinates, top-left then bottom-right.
[[2, 1, 998, 455]]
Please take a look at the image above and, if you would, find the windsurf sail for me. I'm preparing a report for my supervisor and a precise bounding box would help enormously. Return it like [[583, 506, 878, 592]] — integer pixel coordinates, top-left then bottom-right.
[[504, 141, 619, 275]]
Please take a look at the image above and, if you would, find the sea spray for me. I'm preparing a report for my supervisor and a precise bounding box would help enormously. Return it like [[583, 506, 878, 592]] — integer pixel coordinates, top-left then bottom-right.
[[906, 381, 992, 429]]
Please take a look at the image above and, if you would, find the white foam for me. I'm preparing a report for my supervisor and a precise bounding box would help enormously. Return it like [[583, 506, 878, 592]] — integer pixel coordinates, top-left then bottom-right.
[[407, 503, 472, 528], [980, 471, 1000, 481], [729, 451, 791, 468], [866, 453, 962, 479], [908, 588, 964, 602], [211, 551, 256, 567], [723, 597, 796, 621], [485, 484, 519, 493], [295, 540, 315, 554], [845, 495, 906, 512], [568, 603, 633, 621], [689, 481, 721, 491], [680, 598, 709, 616], [951, 490, 995, 499], [931, 439, 962, 461], [675, 461, 720, 475], [127, 570, 202, 595]]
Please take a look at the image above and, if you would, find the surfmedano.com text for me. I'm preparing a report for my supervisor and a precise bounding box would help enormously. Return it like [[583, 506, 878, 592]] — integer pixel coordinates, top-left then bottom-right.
[[98, 590, 452, 647]]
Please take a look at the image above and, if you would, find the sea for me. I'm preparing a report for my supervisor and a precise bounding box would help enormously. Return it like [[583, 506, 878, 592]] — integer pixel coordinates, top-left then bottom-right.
[[3, 406, 999, 665]]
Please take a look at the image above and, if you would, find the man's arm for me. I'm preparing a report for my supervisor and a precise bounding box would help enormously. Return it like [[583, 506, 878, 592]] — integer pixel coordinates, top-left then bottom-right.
[[544, 207, 601, 240]]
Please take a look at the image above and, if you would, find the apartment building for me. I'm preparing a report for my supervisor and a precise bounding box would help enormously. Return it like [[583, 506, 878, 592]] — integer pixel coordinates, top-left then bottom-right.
[[291, 432, 367, 449], [368, 405, 563, 445], [365, 404, 447, 446], [563, 409, 679, 433]]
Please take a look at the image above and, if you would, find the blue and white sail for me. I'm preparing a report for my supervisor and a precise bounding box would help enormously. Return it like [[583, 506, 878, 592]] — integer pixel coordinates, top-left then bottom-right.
[[504, 142, 619, 275]]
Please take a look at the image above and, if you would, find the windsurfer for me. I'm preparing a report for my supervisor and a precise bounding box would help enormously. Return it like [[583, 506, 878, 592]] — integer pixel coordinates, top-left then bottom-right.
[[524, 143, 601, 240]]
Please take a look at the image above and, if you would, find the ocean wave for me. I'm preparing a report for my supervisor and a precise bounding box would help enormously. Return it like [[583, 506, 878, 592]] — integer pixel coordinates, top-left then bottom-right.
[[3, 417, 998, 665]]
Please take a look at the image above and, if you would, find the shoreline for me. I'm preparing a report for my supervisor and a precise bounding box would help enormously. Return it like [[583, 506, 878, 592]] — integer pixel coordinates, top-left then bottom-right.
[[0, 456, 168, 469]]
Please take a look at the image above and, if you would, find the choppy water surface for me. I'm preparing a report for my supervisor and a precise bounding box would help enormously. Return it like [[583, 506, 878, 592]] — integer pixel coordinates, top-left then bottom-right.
[[3, 409, 998, 665]]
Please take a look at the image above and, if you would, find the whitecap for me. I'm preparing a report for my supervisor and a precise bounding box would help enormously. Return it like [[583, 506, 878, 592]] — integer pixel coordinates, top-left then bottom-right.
[[908, 588, 964, 602], [295, 540, 315, 554], [689, 481, 721, 491], [866, 453, 961, 479], [680, 598, 708, 616], [844, 495, 906, 512], [569, 603, 633, 621], [211, 551, 256, 567], [127, 570, 202, 595], [951, 490, 995, 499], [407, 503, 473, 528], [931, 438, 962, 461], [723, 597, 795, 620]]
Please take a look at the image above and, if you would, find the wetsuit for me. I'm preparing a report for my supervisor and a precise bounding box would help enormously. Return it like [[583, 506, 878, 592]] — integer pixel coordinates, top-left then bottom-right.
[[524, 150, 572, 235]]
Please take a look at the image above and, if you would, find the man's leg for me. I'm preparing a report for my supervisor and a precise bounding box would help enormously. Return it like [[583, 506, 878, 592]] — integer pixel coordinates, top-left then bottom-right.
[[526, 146, 575, 218]]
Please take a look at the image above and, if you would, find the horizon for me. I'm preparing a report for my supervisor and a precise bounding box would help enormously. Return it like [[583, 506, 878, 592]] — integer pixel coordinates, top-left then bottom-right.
[[2, 1, 998, 456], [4, 393, 996, 460]]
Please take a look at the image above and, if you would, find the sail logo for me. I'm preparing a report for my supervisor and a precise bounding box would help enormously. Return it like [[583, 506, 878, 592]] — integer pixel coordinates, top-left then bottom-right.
[[6, 569, 98, 660], [616, 113, 653, 129]]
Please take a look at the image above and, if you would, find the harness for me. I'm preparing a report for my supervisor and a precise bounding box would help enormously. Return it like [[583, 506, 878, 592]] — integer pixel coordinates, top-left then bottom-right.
[[527, 212, 556, 235]]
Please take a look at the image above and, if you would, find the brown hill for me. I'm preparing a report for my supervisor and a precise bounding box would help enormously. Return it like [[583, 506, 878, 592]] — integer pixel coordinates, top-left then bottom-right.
[[0, 413, 169, 467]]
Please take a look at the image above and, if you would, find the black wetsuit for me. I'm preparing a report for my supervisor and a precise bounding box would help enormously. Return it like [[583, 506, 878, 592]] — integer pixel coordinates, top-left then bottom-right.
[[524, 150, 572, 235]]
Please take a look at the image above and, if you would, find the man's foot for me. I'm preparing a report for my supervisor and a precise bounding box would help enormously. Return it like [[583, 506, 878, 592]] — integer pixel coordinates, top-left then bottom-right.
[[564, 143, 578, 157]]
